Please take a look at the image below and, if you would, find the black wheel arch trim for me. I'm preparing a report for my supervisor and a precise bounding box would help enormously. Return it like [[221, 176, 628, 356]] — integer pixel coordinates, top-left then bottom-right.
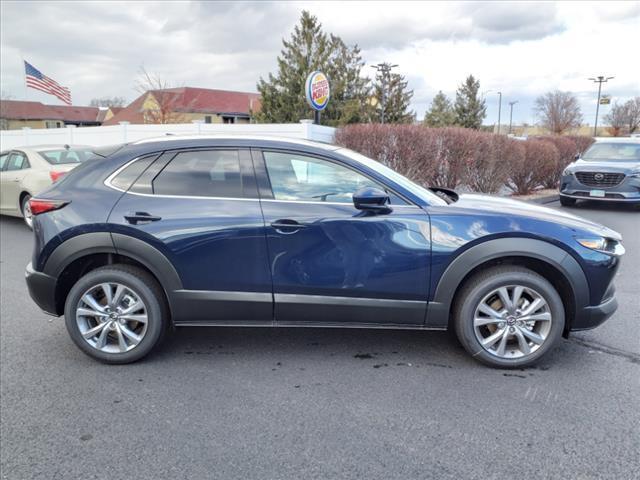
[[42, 232, 183, 315], [426, 237, 589, 329]]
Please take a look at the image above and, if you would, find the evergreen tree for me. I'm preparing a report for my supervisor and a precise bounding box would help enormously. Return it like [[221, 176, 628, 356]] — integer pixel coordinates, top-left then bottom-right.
[[255, 11, 370, 126], [454, 75, 486, 129], [370, 64, 414, 123], [423, 91, 455, 127]]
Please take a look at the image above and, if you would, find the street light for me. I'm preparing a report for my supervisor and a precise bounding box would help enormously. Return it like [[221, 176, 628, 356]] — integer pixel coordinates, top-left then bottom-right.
[[371, 63, 398, 124], [508, 100, 518, 134], [588, 75, 614, 136]]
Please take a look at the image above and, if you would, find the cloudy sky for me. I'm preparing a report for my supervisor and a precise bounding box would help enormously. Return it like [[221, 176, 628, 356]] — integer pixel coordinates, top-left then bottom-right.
[[1, 0, 638, 125]]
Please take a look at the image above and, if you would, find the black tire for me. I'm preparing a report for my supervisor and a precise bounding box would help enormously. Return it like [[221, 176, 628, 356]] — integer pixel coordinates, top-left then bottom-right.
[[64, 265, 168, 364], [21, 194, 33, 229], [559, 196, 576, 207], [453, 266, 565, 368]]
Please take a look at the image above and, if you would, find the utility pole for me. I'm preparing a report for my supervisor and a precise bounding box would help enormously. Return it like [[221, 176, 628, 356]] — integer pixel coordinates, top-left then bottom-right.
[[496, 91, 502, 134], [508, 100, 518, 134], [588, 75, 614, 136], [371, 63, 398, 124]]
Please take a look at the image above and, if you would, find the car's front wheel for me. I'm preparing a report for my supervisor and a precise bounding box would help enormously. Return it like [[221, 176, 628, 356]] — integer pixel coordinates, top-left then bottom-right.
[[64, 265, 168, 364], [454, 266, 565, 368]]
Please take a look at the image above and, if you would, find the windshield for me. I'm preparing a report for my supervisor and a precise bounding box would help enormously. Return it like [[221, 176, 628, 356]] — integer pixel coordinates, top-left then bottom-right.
[[38, 148, 96, 165], [337, 148, 448, 206], [582, 143, 640, 162]]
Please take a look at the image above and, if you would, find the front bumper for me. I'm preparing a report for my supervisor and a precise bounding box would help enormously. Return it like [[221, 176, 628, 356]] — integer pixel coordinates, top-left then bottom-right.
[[572, 294, 618, 331], [25, 262, 59, 316], [560, 173, 640, 203]]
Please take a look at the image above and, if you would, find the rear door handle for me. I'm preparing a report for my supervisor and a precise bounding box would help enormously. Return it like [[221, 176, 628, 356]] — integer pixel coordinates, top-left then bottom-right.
[[271, 219, 307, 234], [124, 212, 162, 225]]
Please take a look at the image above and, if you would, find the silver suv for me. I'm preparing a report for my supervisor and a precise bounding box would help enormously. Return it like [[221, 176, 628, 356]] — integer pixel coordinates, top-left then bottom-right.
[[559, 138, 640, 207]]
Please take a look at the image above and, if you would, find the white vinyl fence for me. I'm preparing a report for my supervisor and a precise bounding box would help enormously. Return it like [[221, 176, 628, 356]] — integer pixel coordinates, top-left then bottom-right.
[[0, 121, 336, 150]]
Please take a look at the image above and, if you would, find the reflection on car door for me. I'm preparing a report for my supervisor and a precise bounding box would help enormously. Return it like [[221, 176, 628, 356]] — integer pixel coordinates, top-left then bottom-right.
[[254, 149, 431, 327], [108, 148, 273, 324]]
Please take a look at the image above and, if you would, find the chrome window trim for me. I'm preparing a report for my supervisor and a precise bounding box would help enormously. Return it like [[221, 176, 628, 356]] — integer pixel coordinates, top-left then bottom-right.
[[104, 154, 423, 208]]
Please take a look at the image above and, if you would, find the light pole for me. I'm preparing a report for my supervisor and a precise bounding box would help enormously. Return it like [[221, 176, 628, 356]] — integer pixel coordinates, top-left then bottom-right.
[[508, 100, 518, 134], [371, 63, 398, 124], [496, 91, 502, 134], [588, 75, 614, 136]]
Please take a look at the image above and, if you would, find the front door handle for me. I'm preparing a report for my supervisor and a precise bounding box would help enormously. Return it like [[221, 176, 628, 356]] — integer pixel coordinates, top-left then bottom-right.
[[124, 212, 162, 225], [271, 219, 307, 234]]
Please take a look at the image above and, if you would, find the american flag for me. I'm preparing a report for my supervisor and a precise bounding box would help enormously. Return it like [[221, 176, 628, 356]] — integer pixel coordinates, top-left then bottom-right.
[[24, 61, 72, 105]]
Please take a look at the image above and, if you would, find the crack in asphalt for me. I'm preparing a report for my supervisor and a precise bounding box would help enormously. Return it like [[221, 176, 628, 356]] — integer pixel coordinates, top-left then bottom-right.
[[568, 337, 640, 364]]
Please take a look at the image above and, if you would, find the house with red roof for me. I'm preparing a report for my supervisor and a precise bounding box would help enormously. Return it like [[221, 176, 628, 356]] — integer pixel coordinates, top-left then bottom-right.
[[102, 87, 261, 126], [0, 100, 105, 130]]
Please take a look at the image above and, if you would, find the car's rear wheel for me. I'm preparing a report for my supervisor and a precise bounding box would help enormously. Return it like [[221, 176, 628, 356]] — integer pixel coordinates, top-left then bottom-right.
[[559, 196, 576, 207], [64, 265, 168, 364], [21, 194, 33, 229], [454, 266, 565, 368]]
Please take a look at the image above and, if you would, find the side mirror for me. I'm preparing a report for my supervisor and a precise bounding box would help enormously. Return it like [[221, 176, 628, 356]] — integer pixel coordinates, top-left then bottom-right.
[[574, 153, 580, 160], [353, 187, 392, 214]]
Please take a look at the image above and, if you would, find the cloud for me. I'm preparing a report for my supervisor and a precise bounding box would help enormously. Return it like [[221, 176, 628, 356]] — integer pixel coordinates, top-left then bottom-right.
[[0, 0, 638, 125]]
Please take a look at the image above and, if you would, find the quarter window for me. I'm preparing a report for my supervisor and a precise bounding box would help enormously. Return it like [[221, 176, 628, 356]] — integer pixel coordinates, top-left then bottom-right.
[[0, 152, 8, 170], [263, 151, 405, 204], [152, 150, 243, 198]]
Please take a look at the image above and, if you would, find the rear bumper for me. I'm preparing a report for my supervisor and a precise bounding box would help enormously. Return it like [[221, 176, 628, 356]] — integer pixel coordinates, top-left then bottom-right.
[[25, 262, 59, 316], [571, 293, 618, 331]]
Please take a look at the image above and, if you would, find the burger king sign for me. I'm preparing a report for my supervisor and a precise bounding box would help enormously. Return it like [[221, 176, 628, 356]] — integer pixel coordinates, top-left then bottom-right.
[[305, 71, 330, 111]]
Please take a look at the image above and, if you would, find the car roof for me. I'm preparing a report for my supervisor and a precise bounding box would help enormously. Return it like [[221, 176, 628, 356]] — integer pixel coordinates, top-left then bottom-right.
[[131, 134, 341, 151], [594, 137, 640, 144], [9, 144, 94, 152]]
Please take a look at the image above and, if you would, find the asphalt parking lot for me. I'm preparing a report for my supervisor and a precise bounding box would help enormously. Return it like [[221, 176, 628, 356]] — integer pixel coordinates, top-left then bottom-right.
[[1, 200, 638, 480]]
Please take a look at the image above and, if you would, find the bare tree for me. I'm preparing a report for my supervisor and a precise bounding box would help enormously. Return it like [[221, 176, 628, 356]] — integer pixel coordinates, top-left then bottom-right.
[[135, 66, 187, 124], [89, 96, 127, 108], [604, 102, 628, 136], [534, 91, 582, 135], [625, 97, 640, 134]]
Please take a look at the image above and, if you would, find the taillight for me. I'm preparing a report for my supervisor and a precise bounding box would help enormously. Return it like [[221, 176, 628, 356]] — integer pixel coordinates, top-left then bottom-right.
[[49, 171, 66, 182], [28, 199, 69, 216]]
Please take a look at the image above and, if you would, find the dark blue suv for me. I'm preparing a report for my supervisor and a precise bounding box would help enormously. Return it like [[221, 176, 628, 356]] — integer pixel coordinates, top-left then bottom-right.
[[25, 136, 624, 367]]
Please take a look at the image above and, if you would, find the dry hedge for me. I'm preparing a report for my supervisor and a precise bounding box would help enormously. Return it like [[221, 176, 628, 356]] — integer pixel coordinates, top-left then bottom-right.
[[335, 125, 594, 195]]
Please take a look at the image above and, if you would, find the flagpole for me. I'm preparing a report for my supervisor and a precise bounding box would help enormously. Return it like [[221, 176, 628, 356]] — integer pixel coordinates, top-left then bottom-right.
[[21, 55, 28, 101]]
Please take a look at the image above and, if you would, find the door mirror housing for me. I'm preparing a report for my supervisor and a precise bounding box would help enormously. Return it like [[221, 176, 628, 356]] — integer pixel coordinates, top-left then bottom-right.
[[353, 187, 392, 214]]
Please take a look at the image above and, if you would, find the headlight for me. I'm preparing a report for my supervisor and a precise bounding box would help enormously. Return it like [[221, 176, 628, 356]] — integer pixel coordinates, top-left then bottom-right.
[[629, 170, 640, 178], [562, 168, 574, 176], [576, 237, 625, 256]]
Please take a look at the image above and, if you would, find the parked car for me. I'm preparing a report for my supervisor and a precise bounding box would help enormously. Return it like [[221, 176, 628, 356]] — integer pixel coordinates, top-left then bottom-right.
[[559, 138, 640, 207], [0, 145, 96, 227], [25, 136, 624, 367]]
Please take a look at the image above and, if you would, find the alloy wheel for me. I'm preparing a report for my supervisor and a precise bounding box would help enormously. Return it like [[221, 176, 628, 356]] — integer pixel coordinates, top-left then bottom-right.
[[76, 282, 148, 354], [473, 285, 553, 359]]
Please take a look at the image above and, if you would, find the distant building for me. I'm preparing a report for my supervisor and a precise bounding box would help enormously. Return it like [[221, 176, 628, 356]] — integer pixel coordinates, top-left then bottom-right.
[[0, 100, 107, 130], [102, 87, 261, 126]]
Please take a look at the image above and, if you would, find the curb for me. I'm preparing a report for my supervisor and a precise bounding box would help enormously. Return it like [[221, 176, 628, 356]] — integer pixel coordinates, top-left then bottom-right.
[[528, 194, 559, 205]]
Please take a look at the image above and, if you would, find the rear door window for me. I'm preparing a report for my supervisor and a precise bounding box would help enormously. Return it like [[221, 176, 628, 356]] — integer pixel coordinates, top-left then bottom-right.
[[151, 150, 244, 198], [5, 152, 29, 171]]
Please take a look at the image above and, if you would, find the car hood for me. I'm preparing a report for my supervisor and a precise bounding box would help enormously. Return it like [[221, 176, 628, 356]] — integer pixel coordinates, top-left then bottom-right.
[[568, 159, 640, 173], [452, 194, 622, 240]]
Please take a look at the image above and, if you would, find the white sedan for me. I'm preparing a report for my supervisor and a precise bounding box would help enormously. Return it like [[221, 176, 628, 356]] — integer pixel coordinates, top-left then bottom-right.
[[0, 145, 95, 228]]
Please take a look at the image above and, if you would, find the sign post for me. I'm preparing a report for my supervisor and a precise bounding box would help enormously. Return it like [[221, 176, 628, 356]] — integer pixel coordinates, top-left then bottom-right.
[[305, 71, 330, 125]]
